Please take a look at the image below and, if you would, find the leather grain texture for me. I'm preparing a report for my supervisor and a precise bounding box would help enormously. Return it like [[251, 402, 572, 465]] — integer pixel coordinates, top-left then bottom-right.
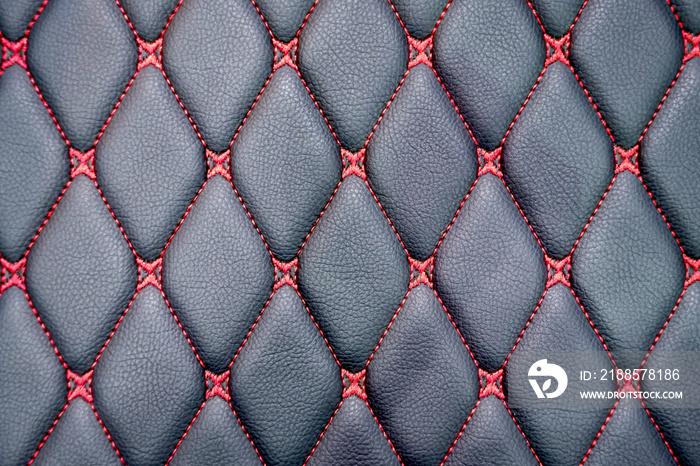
[[0, 0, 699, 465]]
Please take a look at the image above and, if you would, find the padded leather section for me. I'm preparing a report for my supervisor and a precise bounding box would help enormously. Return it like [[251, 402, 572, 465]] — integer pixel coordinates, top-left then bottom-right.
[[307, 395, 401, 466], [571, 171, 685, 369], [298, 0, 408, 151], [585, 398, 676, 466], [569, 0, 684, 149], [444, 396, 539, 466], [162, 176, 274, 373], [32, 399, 123, 466], [434, 174, 546, 372], [169, 397, 262, 466], [26, 0, 138, 152], [0, 287, 66, 466], [391, 0, 450, 40], [298, 176, 410, 372], [644, 282, 700, 466], [366, 64, 477, 260], [162, 0, 273, 153], [529, 0, 585, 37], [119, 0, 179, 42], [433, 0, 545, 150], [232, 66, 341, 262], [366, 284, 479, 466], [505, 283, 616, 466], [640, 57, 700, 259], [92, 286, 205, 466], [0, 65, 69, 263], [230, 285, 342, 466], [502, 61, 614, 259], [672, 0, 700, 34], [0, 0, 43, 41], [96, 66, 206, 262], [254, 0, 316, 43], [25, 175, 137, 374]]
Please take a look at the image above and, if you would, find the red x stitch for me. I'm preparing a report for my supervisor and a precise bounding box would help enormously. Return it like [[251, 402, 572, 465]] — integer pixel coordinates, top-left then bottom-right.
[[546, 256, 571, 288], [137, 37, 162, 70], [687, 256, 700, 285], [683, 31, 700, 62], [70, 148, 96, 180], [341, 148, 366, 179], [477, 147, 501, 176], [205, 371, 231, 401], [1, 37, 27, 70], [273, 257, 298, 290], [478, 368, 504, 399], [206, 149, 231, 180], [614, 145, 639, 175], [273, 38, 297, 71], [408, 36, 432, 68], [409, 257, 433, 288], [0, 257, 25, 292], [342, 369, 367, 400], [544, 34, 569, 66], [137, 257, 162, 290], [67, 370, 93, 403]]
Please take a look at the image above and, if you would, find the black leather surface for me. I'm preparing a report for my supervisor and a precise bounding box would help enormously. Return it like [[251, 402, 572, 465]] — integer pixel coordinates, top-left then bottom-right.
[[1, 0, 699, 465]]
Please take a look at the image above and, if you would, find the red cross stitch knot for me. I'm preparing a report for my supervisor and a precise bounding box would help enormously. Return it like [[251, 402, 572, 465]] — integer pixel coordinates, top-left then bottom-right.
[[70, 148, 96, 180], [342, 369, 367, 400], [0, 257, 25, 292], [1, 37, 27, 70], [205, 371, 230, 401], [545, 34, 570, 66], [273, 38, 298, 70], [67, 370, 93, 403], [478, 368, 504, 399], [409, 36, 432, 68], [137, 37, 162, 70], [207, 149, 231, 180], [137, 257, 162, 290]]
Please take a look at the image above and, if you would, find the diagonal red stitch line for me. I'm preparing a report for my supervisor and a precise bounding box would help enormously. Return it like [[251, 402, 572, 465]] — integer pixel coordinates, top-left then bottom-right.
[[578, 399, 619, 465], [165, 398, 206, 465], [640, 398, 681, 464], [439, 398, 482, 466], [302, 397, 346, 465]]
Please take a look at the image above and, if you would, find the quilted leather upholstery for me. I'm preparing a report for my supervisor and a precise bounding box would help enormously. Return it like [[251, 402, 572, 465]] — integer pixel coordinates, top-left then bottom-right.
[[0, 0, 698, 465]]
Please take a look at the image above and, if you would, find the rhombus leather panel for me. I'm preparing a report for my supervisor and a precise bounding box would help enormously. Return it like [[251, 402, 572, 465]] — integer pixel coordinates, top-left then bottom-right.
[[0, 0, 699, 465]]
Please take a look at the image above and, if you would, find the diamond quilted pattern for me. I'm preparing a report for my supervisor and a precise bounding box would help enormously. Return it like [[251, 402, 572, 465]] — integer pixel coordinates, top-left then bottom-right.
[[529, 0, 585, 38], [96, 66, 206, 262], [162, 0, 273, 153], [571, 171, 685, 369], [119, 0, 179, 43], [640, 57, 700, 259], [297, 0, 408, 151], [169, 397, 263, 466], [570, 0, 684, 149], [391, 0, 450, 40], [444, 396, 539, 466], [298, 176, 410, 372], [232, 66, 341, 262], [433, 0, 545, 150], [230, 285, 342, 466], [92, 286, 205, 466], [0, 64, 69, 262], [254, 0, 316, 43], [505, 284, 616, 466], [434, 174, 546, 372], [25, 175, 137, 374], [32, 399, 122, 466], [162, 175, 274, 373], [366, 64, 477, 260], [585, 398, 676, 466], [306, 396, 401, 466], [2, 1, 700, 464], [366, 284, 479, 466], [26, 0, 137, 152], [0, 287, 66, 466], [643, 282, 700, 465], [502, 61, 614, 259]]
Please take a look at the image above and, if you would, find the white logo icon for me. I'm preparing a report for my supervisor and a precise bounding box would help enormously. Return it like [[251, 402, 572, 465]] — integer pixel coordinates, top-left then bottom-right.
[[528, 359, 568, 399]]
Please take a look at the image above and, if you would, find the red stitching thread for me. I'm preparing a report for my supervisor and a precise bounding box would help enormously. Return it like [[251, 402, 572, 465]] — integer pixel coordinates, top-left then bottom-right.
[[439, 398, 481, 466]]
